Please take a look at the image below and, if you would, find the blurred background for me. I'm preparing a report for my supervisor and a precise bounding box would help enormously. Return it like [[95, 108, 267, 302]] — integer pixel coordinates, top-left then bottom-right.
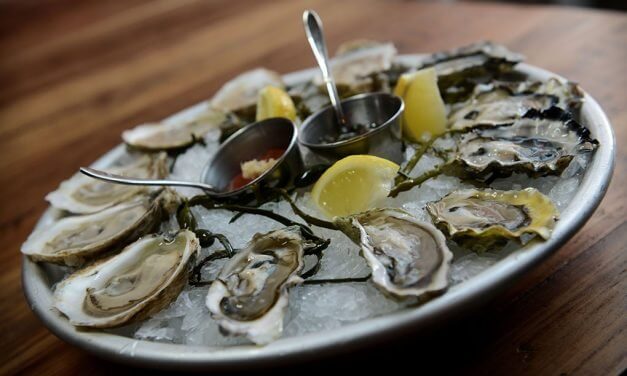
[[465, 0, 625, 11]]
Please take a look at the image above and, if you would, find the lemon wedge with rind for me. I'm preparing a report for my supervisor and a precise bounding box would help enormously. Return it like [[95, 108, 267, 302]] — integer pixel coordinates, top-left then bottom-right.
[[311, 155, 400, 218], [394, 67, 447, 142], [256, 86, 297, 122]]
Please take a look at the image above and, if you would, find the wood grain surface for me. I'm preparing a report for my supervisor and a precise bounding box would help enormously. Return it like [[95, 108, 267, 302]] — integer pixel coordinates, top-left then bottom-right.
[[1, 0, 625, 374]]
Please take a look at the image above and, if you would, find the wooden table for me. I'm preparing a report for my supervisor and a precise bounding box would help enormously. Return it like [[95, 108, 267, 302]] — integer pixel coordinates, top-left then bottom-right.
[[1, 0, 625, 374]]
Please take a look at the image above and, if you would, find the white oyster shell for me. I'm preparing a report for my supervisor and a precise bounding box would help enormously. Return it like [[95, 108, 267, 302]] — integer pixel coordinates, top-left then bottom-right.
[[206, 226, 305, 344], [54, 230, 199, 328], [46, 153, 168, 214], [210, 68, 284, 112], [122, 107, 226, 151], [315, 41, 396, 87], [22, 189, 177, 266]]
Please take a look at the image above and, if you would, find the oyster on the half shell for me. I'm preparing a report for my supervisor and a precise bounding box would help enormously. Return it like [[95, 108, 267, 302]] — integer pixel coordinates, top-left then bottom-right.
[[320, 41, 397, 89], [206, 226, 305, 345], [427, 188, 559, 252], [122, 108, 226, 151], [22, 189, 178, 266], [494, 77, 584, 111], [448, 88, 557, 130], [46, 153, 168, 214], [54, 230, 199, 328], [417, 41, 523, 103], [448, 107, 597, 180], [335, 209, 452, 299], [210, 68, 284, 113]]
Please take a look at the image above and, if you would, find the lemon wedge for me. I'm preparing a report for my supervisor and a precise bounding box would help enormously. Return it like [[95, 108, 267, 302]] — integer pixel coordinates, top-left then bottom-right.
[[311, 155, 399, 218], [255, 85, 297, 122], [393, 67, 447, 142]]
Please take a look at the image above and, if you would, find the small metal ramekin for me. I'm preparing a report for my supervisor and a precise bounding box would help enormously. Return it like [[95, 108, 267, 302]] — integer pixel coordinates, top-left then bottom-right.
[[202, 117, 303, 197], [298, 92, 405, 163]]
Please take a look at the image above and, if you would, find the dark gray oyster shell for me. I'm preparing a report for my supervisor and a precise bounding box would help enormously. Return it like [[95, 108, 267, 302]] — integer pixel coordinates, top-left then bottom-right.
[[447, 107, 597, 180], [448, 87, 557, 130], [417, 41, 524, 103]]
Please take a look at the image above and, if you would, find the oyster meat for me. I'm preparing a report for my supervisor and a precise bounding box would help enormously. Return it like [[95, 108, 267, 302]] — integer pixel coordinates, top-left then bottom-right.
[[335, 209, 452, 298], [448, 107, 597, 179], [122, 108, 226, 151], [54, 230, 199, 328], [206, 226, 305, 345], [46, 153, 168, 214], [22, 189, 177, 266], [427, 188, 558, 252]]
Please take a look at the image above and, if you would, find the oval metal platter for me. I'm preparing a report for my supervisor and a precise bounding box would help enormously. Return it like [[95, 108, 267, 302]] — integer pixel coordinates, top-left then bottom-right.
[[22, 57, 615, 370]]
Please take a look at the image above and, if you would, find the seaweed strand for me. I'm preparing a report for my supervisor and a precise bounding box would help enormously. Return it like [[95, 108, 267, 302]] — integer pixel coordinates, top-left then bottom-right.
[[397, 129, 468, 184], [389, 163, 450, 198], [188, 194, 329, 255], [189, 249, 231, 286], [303, 275, 371, 285], [274, 189, 337, 230]]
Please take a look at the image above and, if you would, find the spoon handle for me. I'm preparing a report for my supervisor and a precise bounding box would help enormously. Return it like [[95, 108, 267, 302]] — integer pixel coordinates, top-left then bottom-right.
[[303, 10, 346, 126], [80, 167, 217, 192]]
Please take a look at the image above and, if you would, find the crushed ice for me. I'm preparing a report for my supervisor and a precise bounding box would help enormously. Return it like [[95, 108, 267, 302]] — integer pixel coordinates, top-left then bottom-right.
[[128, 134, 590, 346]]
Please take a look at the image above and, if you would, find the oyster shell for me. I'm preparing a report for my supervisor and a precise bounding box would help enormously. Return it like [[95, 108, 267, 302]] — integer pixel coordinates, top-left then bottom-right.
[[492, 77, 584, 111], [418, 41, 523, 103], [448, 87, 557, 130], [318, 41, 397, 89], [122, 108, 226, 151], [210, 68, 284, 113], [22, 189, 178, 266], [448, 107, 597, 180], [206, 226, 305, 345], [335, 209, 452, 298], [46, 153, 168, 214], [54, 230, 199, 328], [427, 188, 558, 252]]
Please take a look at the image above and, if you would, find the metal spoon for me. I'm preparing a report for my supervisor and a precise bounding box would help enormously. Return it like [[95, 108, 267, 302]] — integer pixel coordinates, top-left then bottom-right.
[[79, 118, 303, 197], [302, 9, 347, 127], [80, 167, 217, 193]]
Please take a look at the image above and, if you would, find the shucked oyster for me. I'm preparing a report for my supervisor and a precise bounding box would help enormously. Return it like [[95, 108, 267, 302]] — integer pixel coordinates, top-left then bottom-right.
[[427, 188, 558, 252], [318, 41, 397, 89], [122, 108, 226, 151], [22, 189, 178, 266], [206, 226, 305, 344], [448, 107, 597, 180], [335, 209, 452, 298], [448, 88, 557, 130], [46, 153, 168, 214], [210, 68, 284, 113], [54, 230, 199, 328], [418, 41, 523, 103], [447, 77, 584, 130], [492, 77, 584, 112]]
